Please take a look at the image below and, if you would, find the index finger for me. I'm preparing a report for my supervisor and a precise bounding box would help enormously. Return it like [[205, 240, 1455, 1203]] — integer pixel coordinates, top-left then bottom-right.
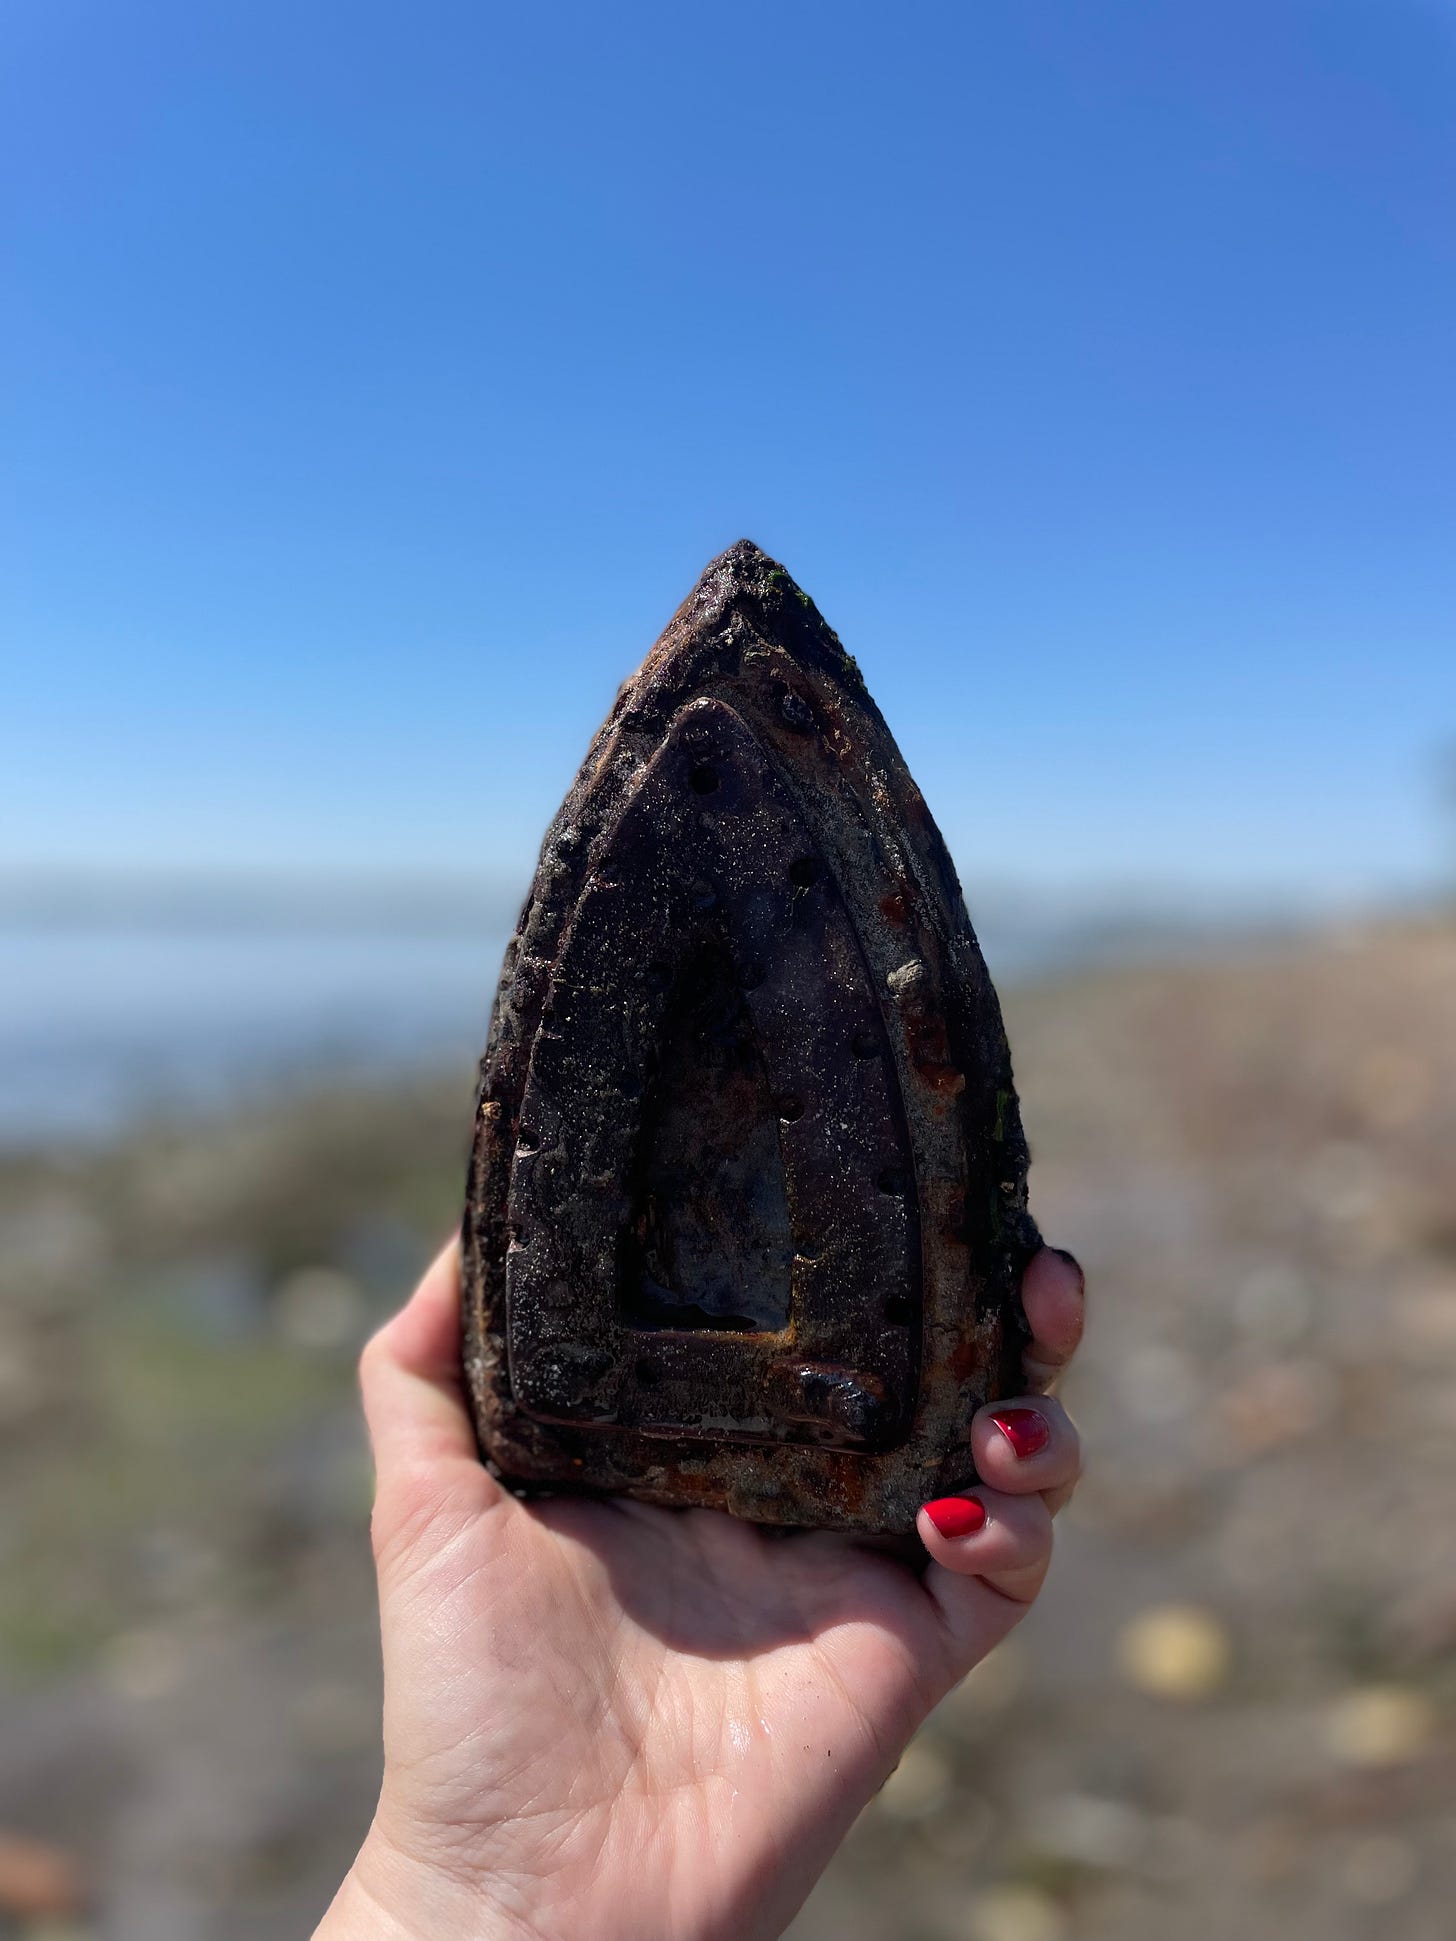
[[1020, 1245, 1085, 1392]]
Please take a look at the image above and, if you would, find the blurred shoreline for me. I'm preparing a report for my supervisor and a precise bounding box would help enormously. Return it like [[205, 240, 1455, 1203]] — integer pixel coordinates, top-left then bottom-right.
[[4, 869, 1431, 1150]]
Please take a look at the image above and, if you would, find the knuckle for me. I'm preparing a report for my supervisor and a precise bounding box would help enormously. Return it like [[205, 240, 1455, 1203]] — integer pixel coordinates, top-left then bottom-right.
[[1010, 1491, 1055, 1546]]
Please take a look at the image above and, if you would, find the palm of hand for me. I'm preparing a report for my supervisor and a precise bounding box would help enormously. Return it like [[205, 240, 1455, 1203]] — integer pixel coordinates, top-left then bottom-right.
[[341, 1242, 1083, 1941], [379, 1481, 998, 1941]]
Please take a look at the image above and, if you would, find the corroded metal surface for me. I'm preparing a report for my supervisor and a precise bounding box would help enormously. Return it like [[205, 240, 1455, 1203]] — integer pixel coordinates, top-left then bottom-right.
[[462, 540, 1039, 1534]]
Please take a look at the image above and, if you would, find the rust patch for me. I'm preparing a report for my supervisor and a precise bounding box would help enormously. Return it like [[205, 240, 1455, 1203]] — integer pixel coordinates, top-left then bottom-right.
[[948, 1337, 982, 1383]]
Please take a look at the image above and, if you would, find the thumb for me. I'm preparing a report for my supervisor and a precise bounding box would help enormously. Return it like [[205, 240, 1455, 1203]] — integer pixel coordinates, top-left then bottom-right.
[[359, 1237, 504, 1582]]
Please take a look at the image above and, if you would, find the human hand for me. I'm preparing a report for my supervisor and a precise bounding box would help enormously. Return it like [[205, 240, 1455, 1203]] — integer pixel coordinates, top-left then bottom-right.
[[316, 1242, 1085, 1941]]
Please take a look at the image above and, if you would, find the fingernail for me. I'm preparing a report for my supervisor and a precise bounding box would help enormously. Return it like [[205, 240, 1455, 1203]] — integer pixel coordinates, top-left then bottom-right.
[[923, 1496, 987, 1539], [990, 1407, 1051, 1458], [1052, 1246, 1085, 1291]]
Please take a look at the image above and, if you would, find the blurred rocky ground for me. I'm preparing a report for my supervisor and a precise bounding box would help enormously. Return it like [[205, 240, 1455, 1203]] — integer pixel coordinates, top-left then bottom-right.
[[1, 917, 1453, 1940]]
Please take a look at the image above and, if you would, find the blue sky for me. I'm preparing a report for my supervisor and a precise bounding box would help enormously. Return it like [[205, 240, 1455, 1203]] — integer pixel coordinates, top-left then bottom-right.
[[4, 0, 1453, 905]]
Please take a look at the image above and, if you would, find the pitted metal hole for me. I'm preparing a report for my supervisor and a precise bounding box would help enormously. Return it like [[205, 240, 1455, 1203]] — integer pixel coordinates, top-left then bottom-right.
[[777, 1094, 804, 1123], [779, 688, 815, 731], [877, 1167, 909, 1197], [689, 763, 720, 795], [788, 857, 822, 888]]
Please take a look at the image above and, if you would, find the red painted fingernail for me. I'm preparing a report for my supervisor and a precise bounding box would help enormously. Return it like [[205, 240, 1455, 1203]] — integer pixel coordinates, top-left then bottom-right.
[[990, 1407, 1050, 1458], [923, 1496, 987, 1539]]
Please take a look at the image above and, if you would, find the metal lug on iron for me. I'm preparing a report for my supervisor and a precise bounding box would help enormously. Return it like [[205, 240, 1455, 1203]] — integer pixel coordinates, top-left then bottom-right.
[[462, 540, 1039, 1535]]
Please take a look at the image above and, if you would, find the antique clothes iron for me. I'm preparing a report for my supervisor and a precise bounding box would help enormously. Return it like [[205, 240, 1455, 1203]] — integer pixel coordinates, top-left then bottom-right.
[[462, 542, 1038, 1535]]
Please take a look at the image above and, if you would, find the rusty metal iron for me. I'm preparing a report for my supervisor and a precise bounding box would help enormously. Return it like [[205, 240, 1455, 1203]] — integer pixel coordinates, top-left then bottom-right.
[[462, 540, 1039, 1534]]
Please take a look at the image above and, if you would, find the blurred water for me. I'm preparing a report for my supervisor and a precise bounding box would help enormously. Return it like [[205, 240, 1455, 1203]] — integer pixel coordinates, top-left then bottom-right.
[[0, 900, 1273, 1147], [0, 926, 509, 1145]]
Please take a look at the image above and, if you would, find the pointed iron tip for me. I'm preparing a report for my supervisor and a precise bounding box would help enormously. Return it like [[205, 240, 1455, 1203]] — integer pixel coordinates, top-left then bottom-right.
[[692, 538, 824, 618], [645, 537, 864, 703], [658, 539, 799, 648], [700, 537, 781, 587]]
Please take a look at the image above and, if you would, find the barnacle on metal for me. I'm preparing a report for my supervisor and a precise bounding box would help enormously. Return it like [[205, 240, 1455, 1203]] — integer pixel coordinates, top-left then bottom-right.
[[461, 541, 1038, 1534]]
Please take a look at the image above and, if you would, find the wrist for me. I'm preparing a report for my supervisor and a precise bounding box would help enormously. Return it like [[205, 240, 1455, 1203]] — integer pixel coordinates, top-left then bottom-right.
[[316, 1821, 539, 1941]]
